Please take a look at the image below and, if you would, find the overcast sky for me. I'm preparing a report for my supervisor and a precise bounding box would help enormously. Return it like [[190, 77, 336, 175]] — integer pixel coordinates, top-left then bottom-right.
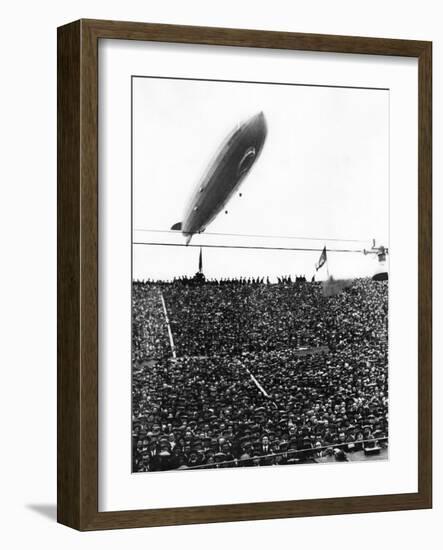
[[132, 76, 389, 281]]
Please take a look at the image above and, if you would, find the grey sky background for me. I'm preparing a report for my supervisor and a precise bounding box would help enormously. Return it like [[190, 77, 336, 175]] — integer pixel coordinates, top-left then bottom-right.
[[132, 77, 389, 281]]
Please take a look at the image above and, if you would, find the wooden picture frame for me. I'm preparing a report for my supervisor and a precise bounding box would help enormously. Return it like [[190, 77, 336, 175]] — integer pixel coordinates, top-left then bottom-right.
[[57, 19, 432, 530]]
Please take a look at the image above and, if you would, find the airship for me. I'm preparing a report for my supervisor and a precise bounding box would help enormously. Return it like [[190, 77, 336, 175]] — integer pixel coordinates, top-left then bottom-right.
[[171, 111, 267, 244]]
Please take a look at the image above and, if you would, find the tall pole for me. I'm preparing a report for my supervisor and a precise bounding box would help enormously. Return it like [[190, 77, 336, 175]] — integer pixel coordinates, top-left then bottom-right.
[[198, 246, 203, 273]]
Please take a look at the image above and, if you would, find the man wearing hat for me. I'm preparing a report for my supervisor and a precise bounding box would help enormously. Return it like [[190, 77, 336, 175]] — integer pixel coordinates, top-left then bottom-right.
[[147, 441, 160, 471]]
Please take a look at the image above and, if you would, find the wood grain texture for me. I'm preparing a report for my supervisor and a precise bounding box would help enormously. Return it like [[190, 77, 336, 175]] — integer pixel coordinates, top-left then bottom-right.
[[83, 18, 429, 56], [417, 42, 432, 506], [57, 20, 81, 528], [57, 19, 432, 531]]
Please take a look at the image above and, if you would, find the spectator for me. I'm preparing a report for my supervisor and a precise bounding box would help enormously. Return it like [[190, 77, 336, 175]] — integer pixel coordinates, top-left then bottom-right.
[[132, 277, 388, 471]]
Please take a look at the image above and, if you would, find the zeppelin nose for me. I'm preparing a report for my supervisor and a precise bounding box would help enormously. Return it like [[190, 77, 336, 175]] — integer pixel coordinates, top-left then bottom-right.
[[253, 111, 264, 124], [250, 111, 267, 141], [252, 111, 266, 131]]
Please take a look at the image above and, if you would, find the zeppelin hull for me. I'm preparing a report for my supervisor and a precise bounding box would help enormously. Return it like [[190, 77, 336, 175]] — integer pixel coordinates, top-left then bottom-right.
[[176, 112, 267, 240]]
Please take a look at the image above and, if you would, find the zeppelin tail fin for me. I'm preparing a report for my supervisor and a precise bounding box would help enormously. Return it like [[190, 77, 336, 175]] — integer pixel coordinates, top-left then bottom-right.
[[171, 222, 182, 231]]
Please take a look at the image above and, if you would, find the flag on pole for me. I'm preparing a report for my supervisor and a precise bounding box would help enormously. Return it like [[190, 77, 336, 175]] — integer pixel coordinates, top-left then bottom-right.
[[198, 247, 203, 273], [315, 246, 327, 271]]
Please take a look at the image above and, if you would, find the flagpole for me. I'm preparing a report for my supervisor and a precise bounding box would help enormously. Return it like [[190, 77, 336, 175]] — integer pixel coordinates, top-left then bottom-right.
[[198, 246, 203, 273]]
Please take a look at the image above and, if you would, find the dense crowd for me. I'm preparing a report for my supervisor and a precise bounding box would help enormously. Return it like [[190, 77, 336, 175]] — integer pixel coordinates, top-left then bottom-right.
[[132, 284, 170, 362], [132, 278, 388, 472]]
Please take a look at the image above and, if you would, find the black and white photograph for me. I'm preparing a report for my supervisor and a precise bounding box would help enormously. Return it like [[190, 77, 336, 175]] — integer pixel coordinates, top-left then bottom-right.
[[131, 75, 389, 473]]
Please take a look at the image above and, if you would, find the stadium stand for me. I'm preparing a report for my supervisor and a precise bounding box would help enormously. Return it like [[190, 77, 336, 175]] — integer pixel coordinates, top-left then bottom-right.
[[132, 278, 388, 472]]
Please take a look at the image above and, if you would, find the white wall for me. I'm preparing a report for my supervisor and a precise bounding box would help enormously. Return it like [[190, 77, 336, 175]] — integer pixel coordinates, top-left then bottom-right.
[[0, 0, 440, 547]]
